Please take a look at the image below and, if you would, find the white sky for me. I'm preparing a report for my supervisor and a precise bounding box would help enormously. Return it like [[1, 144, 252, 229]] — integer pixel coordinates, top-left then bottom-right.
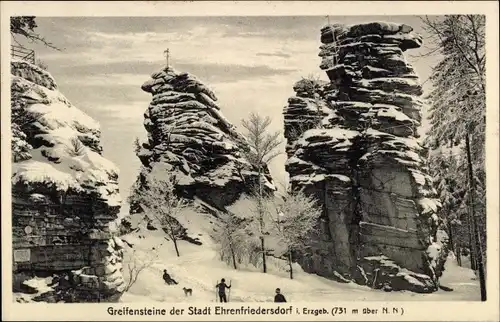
[[21, 16, 441, 200]]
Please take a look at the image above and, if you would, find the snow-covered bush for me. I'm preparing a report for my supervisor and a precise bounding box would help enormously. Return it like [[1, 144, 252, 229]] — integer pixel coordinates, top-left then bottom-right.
[[265, 188, 322, 279]]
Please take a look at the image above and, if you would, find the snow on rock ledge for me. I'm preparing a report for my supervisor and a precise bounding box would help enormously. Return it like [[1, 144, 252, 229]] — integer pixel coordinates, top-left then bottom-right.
[[284, 22, 447, 293], [132, 66, 275, 213], [11, 60, 124, 302]]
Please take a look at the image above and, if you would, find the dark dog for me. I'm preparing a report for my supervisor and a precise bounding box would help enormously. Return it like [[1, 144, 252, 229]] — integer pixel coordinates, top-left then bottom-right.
[[183, 287, 193, 296]]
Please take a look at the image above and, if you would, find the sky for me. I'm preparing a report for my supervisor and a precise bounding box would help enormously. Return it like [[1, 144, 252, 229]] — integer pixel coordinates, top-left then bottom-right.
[[16, 16, 441, 204]]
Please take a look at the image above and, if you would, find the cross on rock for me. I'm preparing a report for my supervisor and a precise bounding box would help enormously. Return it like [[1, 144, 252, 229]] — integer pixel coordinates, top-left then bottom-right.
[[326, 15, 330, 25], [164, 48, 170, 68]]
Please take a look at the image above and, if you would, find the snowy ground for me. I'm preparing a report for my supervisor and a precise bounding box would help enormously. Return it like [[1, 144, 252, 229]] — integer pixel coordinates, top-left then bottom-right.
[[120, 208, 480, 303]]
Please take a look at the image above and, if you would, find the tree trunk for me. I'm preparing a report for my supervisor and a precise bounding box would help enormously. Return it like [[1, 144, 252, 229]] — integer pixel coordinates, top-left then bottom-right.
[[456, 245, 462, 267], [230, 244, 237, 270], [173, 238, 180, 257], [465, 134, 486, 301], [257, 165, 267, 274], [288, 249, 293, 280], [260, 237, 267, 273], [447, 222, 454, 251], [466, 213, 477, 270], [450, 224, 462, 266], [448, 222, 462, 266]]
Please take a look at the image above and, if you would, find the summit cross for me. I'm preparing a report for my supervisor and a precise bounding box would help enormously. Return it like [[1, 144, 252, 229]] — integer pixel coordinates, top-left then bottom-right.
[[164, 48, 170, 68]]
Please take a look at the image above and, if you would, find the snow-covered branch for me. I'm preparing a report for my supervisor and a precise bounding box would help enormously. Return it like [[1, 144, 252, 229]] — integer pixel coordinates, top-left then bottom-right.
[[265, 188, 322, 279], [136, 174, 189, 257]]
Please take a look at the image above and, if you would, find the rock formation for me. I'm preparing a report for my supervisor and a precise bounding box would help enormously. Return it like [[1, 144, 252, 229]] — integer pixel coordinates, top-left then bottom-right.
[[284, 22, 448, 293], [132, 66, 274, 215], [11, 60, 125, 302]]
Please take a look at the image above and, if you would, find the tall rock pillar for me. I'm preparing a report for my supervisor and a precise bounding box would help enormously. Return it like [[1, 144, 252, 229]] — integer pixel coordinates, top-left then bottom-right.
[[285, 22, 448, 292]]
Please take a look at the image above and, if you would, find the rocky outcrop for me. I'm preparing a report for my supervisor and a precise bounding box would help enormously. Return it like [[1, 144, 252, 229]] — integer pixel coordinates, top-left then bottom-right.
[[284, 22, 448, 292], [11, 60, 125, 302], [133, 66, 274, 214]]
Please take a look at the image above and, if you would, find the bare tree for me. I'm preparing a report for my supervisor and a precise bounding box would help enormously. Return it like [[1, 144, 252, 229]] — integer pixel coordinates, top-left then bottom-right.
[[266, 188, 322, 279], [10, 16, 61, 50], [123, 249, 158, 292], [213, 211, 249, 269], [136, 174, 188, 257], [241, 112, 283, 273]]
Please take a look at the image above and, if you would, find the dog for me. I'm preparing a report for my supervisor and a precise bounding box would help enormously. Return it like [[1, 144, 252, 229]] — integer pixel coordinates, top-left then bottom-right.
[[183, 287, 193, 297]]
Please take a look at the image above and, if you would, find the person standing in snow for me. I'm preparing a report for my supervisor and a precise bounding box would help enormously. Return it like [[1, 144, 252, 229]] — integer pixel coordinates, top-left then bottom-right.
[[163, 269, 178, 285], [274, 288, 287, 302], [215, 278, 231, 302]]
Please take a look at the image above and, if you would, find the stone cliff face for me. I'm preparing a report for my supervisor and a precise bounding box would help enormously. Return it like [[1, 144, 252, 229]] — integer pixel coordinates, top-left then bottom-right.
[[11, 60, 125, 302], [284, 22, 448, 293], [132, 67, 274, 215]]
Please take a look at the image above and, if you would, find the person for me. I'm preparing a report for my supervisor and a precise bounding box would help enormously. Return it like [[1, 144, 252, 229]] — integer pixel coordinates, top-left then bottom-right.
[[163, 269, 178, 285], [274, 288, 286, 302], [215, 278, 231, 302]]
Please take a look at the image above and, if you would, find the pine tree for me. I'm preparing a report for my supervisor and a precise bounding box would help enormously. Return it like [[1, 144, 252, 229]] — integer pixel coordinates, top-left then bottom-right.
[[11, 82, 37, 163], [426, 149, 467, 265], [422, 15, 486, 269], [11, 123, 32, 162], [133, 137, 141, 155]]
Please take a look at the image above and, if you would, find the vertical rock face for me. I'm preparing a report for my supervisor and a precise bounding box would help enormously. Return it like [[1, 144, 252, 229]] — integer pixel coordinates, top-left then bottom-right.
[[133, 66, 274, 214], [11, 60, 125, 302], [284, 22, 448, 293]]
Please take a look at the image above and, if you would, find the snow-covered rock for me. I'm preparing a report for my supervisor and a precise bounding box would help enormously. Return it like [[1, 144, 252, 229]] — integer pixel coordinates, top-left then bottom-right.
[[132, 66, 275, 214], [284, 22, 447, 293], [11, 60, 124, 302]]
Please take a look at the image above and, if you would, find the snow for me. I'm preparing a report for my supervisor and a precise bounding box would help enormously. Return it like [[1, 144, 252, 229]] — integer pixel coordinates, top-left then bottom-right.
[[11, 60, 58, 90], [358, 77, 418, 90], [12, 160, 80, 192], [119, 207, 481, 303], [24, 84, 100, 134], [22, 277, 55, 294], [377, 149, 421, 163], [365, 128, 422, 150], [11, 67, 121, 206], [298, 128, 358, 149], [289, 174, 325, 186], [418, 198, 442, 214], [290, 173, 351, 186], [331, 174, 351, 182], [410, 170, 427, 186], [376, 105, 413, 122], [396, 272, 426, 287]]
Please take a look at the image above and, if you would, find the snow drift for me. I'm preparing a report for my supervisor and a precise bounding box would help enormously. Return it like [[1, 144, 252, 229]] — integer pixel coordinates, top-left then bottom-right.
[[283, 22, 448, 293], [11, 60, 125, 302]]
